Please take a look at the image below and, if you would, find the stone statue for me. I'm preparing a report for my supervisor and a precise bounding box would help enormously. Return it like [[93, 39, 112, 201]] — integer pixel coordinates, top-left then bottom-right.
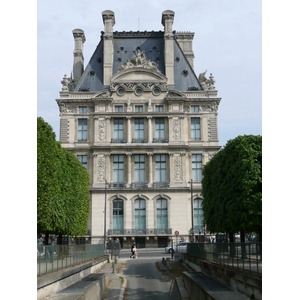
[[61, 74, 70, 91]]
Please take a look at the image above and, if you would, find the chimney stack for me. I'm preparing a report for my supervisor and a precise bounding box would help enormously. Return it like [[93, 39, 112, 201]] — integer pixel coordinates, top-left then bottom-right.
[[102, 10, 115, 86], [72, 29, 86, 86], [162, 10, 175, 85]]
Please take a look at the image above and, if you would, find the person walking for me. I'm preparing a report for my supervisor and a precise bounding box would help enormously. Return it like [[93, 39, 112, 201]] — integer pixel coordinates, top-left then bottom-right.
[[130, 242, 136, 258]]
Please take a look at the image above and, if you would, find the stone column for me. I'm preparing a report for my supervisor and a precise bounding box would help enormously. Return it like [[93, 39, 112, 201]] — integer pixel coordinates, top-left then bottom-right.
[[126, 153, 132, 188], [92, 153, 98, 186], [94, 117, 98, 142], [126, 117, 131, 143], [168, 116, 173, 142], [105, 117, 111, 143], [147, 152, 153, 187], [147, 116, 152, 143]]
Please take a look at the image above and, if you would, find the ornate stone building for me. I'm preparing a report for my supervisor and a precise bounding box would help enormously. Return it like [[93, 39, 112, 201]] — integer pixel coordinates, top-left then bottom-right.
[[56, 10, 221, 248]]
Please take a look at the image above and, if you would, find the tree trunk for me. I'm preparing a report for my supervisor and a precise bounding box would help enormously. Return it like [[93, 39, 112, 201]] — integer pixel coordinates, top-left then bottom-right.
[[58, 234, 63, 245], [241, 231, 247, 259], [229, 232, 235, 257], [45, 232, 49, 245]]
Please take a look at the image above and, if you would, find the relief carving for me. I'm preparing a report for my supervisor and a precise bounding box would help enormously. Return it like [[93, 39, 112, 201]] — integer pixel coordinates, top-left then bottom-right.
[[98, 119, 106, 141], [58, 103, 77, 114], [172, 118, 181, 141], [97, 156, 106, 182], [174, 156, 183, 181]]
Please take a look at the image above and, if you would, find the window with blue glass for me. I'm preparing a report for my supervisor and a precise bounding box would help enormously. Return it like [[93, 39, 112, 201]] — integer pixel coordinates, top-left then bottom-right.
[[155, 154, 166, 182], [194, 198, 204, 231], [113, 155, 124, 183], [78, 119, 87, 141], [115, 106, 123, 112], [79, 106, 87, 113], [157, 198, 168, 231], [135, 199, 146, 231], [135, 106, 143, 113], [191, 118, 200, 141], [113, 199, 124, 231], [134, 119, 144, 139], [113, 119, 124, 139], [77, 155, 87, 168], [134, 155, 145, 183], [155, 118, 165, 139], [192, 154, 202, 182]]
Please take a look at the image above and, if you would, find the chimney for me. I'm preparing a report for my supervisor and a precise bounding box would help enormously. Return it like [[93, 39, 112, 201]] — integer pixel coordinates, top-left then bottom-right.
[[162, 10, 175, 86], [102, 10, 115, 86], [72, 29, 86, 86]]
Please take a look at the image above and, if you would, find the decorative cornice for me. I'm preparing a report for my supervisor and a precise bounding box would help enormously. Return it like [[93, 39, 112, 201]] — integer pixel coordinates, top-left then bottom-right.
[[112, 31, 164, 38]]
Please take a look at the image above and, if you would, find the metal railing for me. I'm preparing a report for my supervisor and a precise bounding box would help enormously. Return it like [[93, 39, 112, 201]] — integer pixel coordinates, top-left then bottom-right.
[[153, 181, 169, 188], [37, 244, 104, 277], [187, 242, 262, 275], [107, 228, 172, 236], [132, 138, 148, 143], [153, 138, 168, 143]]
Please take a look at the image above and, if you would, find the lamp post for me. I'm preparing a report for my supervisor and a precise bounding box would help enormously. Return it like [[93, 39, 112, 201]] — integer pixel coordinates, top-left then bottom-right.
[[104, 180, 108, 251], [188, 179, 195, 243]]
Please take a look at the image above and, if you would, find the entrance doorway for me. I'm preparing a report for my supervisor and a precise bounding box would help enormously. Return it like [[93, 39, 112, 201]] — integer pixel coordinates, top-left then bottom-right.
[[158, 237, 168, 248], [135, 237, 145, 248]]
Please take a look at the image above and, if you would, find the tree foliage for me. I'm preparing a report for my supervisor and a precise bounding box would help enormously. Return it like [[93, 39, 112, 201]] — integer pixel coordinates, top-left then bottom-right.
[[37, 117, 90, 237], [202, 135, 262, 235]]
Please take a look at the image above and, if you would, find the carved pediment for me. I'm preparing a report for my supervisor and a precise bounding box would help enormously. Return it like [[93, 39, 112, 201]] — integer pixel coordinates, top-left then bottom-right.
[[93, 90, 112, 99], [110, 50, 167, 90], [165, 90, 187, 100]]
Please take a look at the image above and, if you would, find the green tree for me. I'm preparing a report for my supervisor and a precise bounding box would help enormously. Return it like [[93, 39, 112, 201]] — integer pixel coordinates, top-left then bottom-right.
[[202, 135, 262, 241], [37, 117, 90, 242], [37, 117, 62, 234]]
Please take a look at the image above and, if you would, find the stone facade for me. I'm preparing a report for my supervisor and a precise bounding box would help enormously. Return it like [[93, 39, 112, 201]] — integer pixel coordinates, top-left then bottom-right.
[[56, 10, 221, 248]]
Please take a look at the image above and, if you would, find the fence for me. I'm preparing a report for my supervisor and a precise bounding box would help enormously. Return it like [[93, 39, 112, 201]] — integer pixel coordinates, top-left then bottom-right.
[[187, 242, 262, 274], [37, 244, 105, 277]]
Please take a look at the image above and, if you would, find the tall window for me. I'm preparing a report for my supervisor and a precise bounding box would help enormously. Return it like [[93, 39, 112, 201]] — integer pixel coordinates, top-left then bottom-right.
[[114, 119, 123, 139], [135, 199, 146, 230], [135, 106, 143, 112], [134, 155, 145, 183], [155, 155, 166, 182], [191, 118, 200, 141], [155, 118, 165, 139], [192, 154, 202, 182], [113, 155, 124, 183], [78, 119, 87, 141], [77, 155, 87, 168], [157, 198, 168, 231], [113, 199, 124, 231], [194, 198, 204, 231], [134, 119, 144, 139]]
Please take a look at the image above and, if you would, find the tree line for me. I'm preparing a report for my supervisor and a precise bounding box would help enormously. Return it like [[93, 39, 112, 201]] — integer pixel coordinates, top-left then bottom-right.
[[37, 117, 90, 244], [202, 134, 262, 243]]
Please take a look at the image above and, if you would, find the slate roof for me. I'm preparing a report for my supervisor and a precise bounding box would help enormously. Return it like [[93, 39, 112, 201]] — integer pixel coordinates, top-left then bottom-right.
[[75, 31, 202, 92]]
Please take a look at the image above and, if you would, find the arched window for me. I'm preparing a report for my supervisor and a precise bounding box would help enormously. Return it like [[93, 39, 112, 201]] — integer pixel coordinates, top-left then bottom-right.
[[194, 198, 204, 231], [113, 199, 124, 233], [157, 198, 168, 233], [135, 199, 146, 233]]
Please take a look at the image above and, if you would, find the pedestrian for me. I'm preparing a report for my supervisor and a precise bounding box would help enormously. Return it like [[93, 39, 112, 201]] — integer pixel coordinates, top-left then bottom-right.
[[130, 242, 136, 259]]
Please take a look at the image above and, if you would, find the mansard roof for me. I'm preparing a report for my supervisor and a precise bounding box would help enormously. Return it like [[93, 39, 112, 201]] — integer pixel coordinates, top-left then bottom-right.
[[75, 31, 202, 93]]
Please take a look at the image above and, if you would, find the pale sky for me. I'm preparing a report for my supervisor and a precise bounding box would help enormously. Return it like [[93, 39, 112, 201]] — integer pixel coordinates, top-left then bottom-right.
[[37, 0, 262, 147], [3, 2, 300, 297]]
